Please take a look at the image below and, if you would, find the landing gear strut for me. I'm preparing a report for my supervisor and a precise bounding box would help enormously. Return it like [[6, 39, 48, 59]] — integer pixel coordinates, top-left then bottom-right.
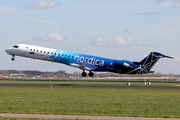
[[11, 55, 15, 61]]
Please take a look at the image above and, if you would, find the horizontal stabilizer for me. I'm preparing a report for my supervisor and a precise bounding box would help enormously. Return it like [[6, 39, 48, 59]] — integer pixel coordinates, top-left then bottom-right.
[[153, 52, 173, 59], [163, 55, 174, 59]]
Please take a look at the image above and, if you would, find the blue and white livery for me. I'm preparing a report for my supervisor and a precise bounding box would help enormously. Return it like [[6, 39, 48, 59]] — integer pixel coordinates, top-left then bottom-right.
[[5, 44, 173, 77]]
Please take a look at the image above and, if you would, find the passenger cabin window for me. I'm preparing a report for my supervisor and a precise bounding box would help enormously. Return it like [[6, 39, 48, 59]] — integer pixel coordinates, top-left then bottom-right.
[[37, 50, 39, 52], [58, 54, 60, 56], [13, 45, 19, 48], [68, 55, 70, 57], [72, 56, 73, 58], [44, 51, 46, 53], [33, 49, 35, 51], [51, 52, 53, 54], [61, 54, 63, 56], [30, 49, 32, 51], [54, 53, 56, 55], [40, 51, 42, 53], [47, 52, 49, 54]]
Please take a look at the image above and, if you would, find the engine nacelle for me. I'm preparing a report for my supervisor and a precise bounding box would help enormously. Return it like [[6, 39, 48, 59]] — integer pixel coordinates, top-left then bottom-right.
[[114, 60, 133, 70]]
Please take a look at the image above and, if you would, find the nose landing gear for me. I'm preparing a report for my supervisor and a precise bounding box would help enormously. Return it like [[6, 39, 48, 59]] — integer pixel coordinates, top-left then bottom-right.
[[11, 55, 15, 61]]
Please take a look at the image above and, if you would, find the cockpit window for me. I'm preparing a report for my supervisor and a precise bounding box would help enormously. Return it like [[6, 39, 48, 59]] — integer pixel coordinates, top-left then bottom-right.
[[13, 45, 19, 48]]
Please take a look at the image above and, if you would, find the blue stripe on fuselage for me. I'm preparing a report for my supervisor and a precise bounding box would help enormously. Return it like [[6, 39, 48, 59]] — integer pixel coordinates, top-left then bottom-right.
[[45, 50, 140, 73], [46, 50, 114, 71]]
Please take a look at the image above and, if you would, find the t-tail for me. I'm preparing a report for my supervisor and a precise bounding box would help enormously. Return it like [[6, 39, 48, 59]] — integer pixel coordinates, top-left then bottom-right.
[[128, 52, 173, 74]]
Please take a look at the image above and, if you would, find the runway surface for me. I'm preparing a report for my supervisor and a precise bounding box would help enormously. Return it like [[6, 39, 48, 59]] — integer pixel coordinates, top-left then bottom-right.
[[0, 113, 179, 120], [0, 83, 180, 89]]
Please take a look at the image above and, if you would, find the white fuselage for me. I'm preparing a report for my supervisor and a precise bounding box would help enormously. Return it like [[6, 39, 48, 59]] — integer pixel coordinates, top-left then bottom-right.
[[6, 44, 69, 63]]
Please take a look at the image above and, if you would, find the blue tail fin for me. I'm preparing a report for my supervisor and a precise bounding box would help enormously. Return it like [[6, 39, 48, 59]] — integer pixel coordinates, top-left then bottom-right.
[[129, 52, 173, 74], [138, 52, 173, 70]]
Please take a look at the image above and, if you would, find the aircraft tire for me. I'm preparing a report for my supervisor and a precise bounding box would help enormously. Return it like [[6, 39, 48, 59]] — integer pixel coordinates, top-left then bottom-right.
[[88, 72, 94, 77], [81, 72, 87, 77]]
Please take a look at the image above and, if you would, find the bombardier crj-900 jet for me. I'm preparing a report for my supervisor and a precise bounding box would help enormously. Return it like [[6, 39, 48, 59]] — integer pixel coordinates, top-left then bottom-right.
[[5, 44, 173, 77]]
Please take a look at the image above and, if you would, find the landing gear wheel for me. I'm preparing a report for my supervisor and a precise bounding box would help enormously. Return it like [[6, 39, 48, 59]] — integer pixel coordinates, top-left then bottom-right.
[[88, 72, 94, 77], [11, 55, 15, 61], [81, 72, 87, 77]]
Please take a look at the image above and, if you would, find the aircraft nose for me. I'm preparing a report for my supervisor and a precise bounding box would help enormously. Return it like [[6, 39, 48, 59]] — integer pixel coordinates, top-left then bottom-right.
[[5, 48, 11, 54]]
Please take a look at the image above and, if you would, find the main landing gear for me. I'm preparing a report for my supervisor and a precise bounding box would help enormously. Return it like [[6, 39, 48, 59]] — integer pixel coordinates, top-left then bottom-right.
[[11, 55, 15, 61], [81, 71, 94, 77]]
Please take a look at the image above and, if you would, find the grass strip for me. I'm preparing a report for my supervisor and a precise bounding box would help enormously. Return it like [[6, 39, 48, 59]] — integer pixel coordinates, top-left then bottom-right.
[[0, 87, 180, 118]]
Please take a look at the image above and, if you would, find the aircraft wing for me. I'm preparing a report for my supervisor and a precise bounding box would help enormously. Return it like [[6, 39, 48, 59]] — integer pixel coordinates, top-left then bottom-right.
[[70, 60, 92, 71]]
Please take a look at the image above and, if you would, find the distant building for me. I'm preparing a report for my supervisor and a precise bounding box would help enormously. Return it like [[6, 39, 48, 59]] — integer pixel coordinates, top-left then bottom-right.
[[59, 70, 66, 74], [10, 73, 26, 78], [19, 73, 25, 76]]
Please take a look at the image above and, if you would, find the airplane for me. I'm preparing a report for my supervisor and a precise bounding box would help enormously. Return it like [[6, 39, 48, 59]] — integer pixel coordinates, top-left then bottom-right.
[[5, 44, 173, 77]]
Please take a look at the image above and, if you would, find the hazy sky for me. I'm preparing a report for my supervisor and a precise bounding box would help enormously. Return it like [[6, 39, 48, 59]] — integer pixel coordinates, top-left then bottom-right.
[[0, 0, 180, 74]]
